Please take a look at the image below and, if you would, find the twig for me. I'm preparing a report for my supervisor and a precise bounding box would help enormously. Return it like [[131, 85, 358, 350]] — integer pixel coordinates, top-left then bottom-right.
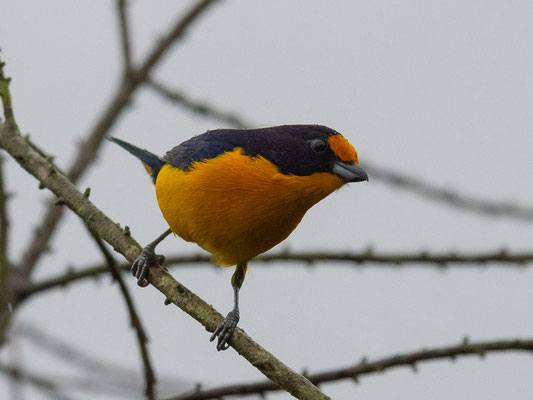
[[0, 155, 9, 287], [0, 60, 14, 345], [364, 162, 533, 222], [167, 336, 533, 400], [15, 322, 192, 396], [17, 248, 533, 302], [0, 86, 329, 400], [136, 0, 221, 79], [148, 79, 251, 128], [16, 322, 140, 380], [0, 363, 77, 400], [116, 0, 133, 74], [86, 228, 156, 400], [0, 59, 16, 127], [150, 79, 533, 223], [19, 0, 222, 278]]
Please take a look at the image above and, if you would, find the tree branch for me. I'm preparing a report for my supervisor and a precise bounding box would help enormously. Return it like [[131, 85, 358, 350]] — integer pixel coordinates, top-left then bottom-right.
[[0, 363, 77, 400], [0, 155, 9, 276], [87, 229, 156, 400], [148, 79, 251, 129], [116, 0, 133, 74], [0, 76, 329, 400], [19, 0, 222, 278], [150, 79, 533, 223], [17, 248, 533, 302], [15, 322, 192, 396], [364, 162, 533, 222], [167, 336, 533, 400], [0, 60, 15, 345]]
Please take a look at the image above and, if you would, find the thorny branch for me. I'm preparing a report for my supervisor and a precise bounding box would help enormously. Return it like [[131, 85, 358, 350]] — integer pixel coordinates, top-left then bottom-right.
[[17, 248, 533, 302], [364, 162, 533, 222], [87, 229, 156, 400], [167, 336, 533, 400], [19, 0, 222, 279], [150, 79, 533, 223], [0, 65, 329, 399]]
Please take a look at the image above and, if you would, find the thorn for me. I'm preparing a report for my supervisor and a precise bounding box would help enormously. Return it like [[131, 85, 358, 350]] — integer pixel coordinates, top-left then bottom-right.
[[54, 198, 65, 206], [194, 383, 202, 392], [462, 336, 470, 346], [364, 245, 374, 257], [351, 375, 359, 384], [360, 356, 368, 365], [164, 298, 172, 305], [38, 182, 45, 190], [124, 226, 131, 237], [477, 348, 486, 359], [301, 367, 308, 377], [83, 187, 91, 198], [410, 363, 418, 373]]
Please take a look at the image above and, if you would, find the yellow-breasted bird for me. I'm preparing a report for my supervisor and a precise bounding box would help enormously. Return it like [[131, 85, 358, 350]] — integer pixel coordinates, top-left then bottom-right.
[[109, 125, 367, 350]]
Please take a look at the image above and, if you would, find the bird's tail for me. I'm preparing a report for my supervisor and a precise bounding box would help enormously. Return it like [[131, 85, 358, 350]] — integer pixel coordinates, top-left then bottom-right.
[[107, 137, 165, 183]]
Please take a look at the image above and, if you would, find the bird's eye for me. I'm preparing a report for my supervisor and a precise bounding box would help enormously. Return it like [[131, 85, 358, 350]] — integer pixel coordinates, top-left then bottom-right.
[[310, 139, 327, 153]]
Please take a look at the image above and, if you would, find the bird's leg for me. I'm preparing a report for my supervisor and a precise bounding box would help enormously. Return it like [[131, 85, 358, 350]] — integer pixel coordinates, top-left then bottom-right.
[[210, 262, 248, 351], [131, 228, 172, 287]]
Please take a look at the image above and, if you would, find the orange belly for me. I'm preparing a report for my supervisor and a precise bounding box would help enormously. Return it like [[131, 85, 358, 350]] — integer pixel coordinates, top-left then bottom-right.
[[155, 148, 344, 266]]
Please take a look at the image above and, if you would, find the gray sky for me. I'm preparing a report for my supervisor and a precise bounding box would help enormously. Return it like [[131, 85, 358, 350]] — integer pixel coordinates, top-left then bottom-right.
[[2, 1, 533, 399]]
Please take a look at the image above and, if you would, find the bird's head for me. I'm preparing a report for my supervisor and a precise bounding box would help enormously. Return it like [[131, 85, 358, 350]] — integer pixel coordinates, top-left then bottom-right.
[[237, 125, 368, 183]]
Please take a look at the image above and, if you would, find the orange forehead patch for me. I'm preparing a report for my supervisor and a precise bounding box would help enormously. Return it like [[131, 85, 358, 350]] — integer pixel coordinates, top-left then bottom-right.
[[328, 134, 359, 164]]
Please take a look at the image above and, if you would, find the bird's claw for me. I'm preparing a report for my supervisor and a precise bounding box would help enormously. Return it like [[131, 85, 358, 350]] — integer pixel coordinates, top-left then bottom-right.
[[131, 246, 165, 287], [210, 310, 239, 351]]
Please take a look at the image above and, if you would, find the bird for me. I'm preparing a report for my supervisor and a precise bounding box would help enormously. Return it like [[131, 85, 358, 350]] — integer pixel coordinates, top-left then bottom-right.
[[108, 125, 368, 351]]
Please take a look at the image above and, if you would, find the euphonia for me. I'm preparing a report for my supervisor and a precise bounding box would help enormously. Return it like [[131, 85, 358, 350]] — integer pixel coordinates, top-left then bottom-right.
[[109, 125, 367, 350]]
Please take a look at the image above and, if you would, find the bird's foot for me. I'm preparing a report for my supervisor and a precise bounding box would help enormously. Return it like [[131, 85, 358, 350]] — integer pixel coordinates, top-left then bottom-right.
[[210, 309, 240, 351], [131, 245, 165, 287]]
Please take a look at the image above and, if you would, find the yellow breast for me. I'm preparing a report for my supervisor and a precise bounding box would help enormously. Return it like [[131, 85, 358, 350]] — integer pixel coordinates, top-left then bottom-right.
[[155, 148, 344, 266]]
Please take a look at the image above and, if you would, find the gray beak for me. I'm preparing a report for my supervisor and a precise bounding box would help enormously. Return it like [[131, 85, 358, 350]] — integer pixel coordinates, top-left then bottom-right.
[[332, 161, 369, 182]]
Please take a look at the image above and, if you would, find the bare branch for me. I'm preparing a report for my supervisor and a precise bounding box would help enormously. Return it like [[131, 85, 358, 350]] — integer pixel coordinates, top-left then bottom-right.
[[116, 0, 133, 73], [19, 0, 222, 278], [150, 78, 533, 223], [0, 154, 9, 268], [0, 363, 77, 400], [0, 92, 329, 399], [18, 248, 533, 302], [15, 322, 192, 396], [137, 0, 221, 79], [0, 61, 14, 344], [167, 336, 533, 400], [364, 162, 533, 222], [0, 155, 9, 288], [87, 228, 156, 400], [0, 59, 16, 127], [148, 79, 251, 128]]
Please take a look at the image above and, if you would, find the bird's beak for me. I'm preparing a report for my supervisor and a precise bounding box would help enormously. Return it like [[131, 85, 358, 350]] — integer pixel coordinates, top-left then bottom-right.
[[332, 161, 369, 182]]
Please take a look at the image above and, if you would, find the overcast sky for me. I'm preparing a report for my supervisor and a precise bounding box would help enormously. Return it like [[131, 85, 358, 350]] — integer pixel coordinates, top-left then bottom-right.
[[2, 1, 533, 399]]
